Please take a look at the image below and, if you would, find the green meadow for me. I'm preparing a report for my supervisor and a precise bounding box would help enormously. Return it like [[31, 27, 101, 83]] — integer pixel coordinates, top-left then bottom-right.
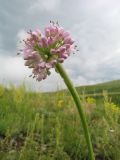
[[0, 80, 120, 160]]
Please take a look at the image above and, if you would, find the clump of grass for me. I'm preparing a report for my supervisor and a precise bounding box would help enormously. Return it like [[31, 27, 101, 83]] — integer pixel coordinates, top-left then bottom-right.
[[0, 84, 120, 159]]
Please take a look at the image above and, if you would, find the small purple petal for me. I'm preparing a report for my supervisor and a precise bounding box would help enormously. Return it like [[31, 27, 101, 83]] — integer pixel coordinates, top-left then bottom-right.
[[61, 53, 68, 59], [48, 37, 53, 45], [45, 63, 52, 69], [39, 62, 46, 68], [64, 37, 74, 45], [58, 46, 66, 53], [40, 37, 48, 47]]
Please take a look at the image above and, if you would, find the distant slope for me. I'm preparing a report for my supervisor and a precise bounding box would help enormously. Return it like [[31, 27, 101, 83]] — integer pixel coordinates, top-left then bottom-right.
[[1, 80, 120, 95], [76, 80, 120, 94]]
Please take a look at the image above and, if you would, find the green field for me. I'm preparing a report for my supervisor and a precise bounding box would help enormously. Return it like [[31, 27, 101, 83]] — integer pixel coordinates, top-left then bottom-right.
[[0, 80, 120, 160]]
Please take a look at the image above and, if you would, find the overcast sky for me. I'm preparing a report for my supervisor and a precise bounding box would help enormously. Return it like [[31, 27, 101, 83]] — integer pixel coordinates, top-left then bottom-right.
[[0, 0, 120, 91]]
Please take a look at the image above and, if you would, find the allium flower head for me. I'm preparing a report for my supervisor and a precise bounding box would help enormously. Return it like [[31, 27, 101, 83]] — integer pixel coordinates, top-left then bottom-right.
[[21, 21, 75, 81]]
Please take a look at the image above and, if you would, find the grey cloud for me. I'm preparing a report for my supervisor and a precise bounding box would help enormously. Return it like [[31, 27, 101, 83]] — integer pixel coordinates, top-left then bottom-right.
[[0, 0, 63, 54], [0, 0, 120, 91]]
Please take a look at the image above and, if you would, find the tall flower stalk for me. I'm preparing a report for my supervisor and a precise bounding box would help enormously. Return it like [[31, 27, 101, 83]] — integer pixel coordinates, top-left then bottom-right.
[[20, 21, 95, 160], [56, 63, 95, 160]]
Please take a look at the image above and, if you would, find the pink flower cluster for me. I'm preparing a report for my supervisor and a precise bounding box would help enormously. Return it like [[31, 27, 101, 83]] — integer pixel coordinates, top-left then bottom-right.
[[22, 22, 74, 81]]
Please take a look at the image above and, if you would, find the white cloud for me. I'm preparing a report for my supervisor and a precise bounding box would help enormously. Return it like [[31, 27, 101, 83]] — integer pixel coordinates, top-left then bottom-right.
[[0, 54, 65, 92], [0, 54, 28, 81], [28, 0, 61, 13], [17, 29, 27, 40]]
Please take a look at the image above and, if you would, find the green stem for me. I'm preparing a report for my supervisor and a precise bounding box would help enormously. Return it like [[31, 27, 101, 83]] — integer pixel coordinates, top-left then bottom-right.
[[55, 63, 95, 160]]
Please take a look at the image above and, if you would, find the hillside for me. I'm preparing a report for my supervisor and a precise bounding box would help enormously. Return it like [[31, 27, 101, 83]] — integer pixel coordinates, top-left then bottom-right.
[[46, 80, 120, 105], [76, 80, 120, 94]]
